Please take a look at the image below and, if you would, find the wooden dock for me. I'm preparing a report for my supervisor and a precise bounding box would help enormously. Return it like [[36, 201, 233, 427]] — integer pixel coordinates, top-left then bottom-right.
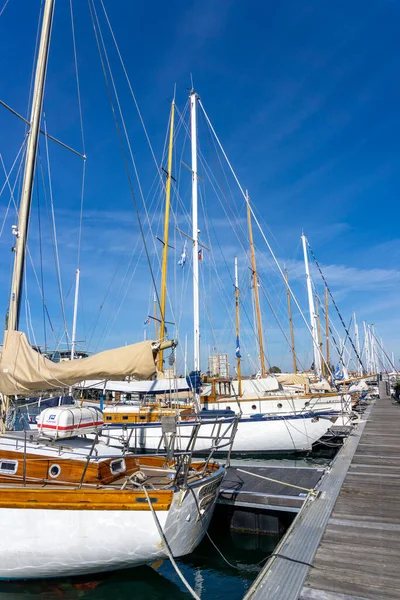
[[218, 465, 325, 513], [244, 394, 400, 600]]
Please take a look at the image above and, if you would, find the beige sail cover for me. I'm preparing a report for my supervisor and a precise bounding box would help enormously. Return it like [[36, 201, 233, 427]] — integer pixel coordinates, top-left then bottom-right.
[[0, 330, 156, 395], [277, 373, 309, 386]]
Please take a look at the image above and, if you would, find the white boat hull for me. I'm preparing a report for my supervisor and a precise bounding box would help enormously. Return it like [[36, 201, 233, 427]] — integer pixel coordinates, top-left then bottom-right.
[[101, 411, 336, 454], [0, 469, 223, 579]]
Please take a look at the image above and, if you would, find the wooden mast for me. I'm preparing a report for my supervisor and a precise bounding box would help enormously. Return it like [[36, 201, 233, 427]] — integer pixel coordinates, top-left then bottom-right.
[[3, 0, 55, 431], [153, 292, 159, 341], [246, 192, 266, 378], [325, 287, 330, 373], [285, 269, 297, 373], [234, 257, 242, 397], [315, 295, 324, 376], [157, 100, 175, 372]]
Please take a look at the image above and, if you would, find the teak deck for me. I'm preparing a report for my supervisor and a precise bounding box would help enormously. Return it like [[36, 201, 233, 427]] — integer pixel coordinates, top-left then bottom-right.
[[244, 394, 400, 600]]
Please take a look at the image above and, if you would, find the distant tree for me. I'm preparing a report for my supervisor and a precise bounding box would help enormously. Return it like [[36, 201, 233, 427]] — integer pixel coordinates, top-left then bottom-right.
[[269, 366, 281, 374]]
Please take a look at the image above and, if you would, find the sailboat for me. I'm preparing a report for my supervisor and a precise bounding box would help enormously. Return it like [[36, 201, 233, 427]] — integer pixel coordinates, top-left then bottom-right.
[[0, 0, 227, 579], [90, 90, 344, 454]]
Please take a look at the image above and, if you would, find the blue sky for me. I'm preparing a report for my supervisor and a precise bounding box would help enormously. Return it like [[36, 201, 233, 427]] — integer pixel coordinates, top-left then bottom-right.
[[0, 0, 399, 374]]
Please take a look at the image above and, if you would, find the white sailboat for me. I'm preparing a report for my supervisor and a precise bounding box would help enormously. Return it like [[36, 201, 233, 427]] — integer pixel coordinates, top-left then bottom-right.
[[94, 91, 347, 454], [0, 0, 227, 580]]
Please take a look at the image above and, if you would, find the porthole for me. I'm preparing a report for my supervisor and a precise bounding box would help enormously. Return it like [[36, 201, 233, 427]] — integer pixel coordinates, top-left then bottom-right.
[[0, 459, 18, 475], [105, 415, 112, 421], [252, 405, 257, 410], [122, 415, 129, 421], [226, 406, 231, 411], [277, 403, 283, 409], [49, 464, 61, 479]]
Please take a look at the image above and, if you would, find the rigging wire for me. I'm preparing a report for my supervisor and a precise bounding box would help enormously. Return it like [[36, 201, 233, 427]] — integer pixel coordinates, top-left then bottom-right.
[[98, 0, 164, 187], [35, 169, 47, 350], [2, 152, 57, 344], [0, 0, 9, 17], [43, 116, 70, 345], [306, 239, 365, 372], [69, 0, 87, 270], [0, 141, 27, 237], [88, 0, 162, 315], [199, 99, 334, 378]]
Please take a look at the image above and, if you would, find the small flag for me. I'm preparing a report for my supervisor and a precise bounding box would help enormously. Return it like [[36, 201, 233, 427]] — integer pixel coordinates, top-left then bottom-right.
[[334, 364, 343, 379], [178, 241, 187, 268], [235, 335, 241, 358], [144, 317, 150, 325], [198, 248, 203, 261]]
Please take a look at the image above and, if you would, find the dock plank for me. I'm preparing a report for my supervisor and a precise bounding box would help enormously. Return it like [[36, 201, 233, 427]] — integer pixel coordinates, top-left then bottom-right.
[[304, 395, 400, 599], [244, 394, 400, 600]]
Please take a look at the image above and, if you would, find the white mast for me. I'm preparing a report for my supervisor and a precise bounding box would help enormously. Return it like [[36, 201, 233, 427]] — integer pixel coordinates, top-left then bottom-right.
[[301, 234, 321, 378], [184, 334, 188, 378], [380, 337, 385, 372], [7, 0, 55, 332], [392, 351, 395, 373], [70, 268, 80, 359], [370, 324, 377, 373], [339, 337, 349, 379], [363, 322, 371, 375], [353, 312, 362, 376], [190, 90, 200, 375]]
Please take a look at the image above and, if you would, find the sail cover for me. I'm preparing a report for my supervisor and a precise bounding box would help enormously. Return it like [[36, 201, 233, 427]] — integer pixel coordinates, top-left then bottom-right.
[[0, 331, 157, 396], [277, 373, 309, 386]]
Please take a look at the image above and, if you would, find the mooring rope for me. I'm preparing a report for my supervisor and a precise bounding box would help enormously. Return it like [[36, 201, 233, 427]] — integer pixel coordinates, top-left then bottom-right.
[[236, 468, 318, 497]]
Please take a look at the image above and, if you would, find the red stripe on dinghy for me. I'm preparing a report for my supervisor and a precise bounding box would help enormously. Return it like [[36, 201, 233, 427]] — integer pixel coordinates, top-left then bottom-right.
[[39, 421, 103, 430]]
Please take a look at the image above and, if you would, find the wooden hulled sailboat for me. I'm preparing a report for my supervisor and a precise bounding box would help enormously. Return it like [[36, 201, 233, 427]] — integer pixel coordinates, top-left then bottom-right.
[[0, 0, 226, 579]]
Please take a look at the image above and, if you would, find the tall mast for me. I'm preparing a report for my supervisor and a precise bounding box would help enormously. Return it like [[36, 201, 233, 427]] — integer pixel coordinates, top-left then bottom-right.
[[315, 295, 324, 376], [7, 0, 55, 332], [70, 268, 80, 359], [285, 269, 297, 373], [325, 287, 330, 374], [301, 234, 322, 378], [363, 321, 370, 375], [153, 292, 158, 340], [158, 100, 175, 372], [370, 324, 377, 373], [190, 90, 201, 375], [234, 257, 242, 397], [353, 312, 362, 376], [380, 337, 385, 373], [247, 193, 266, 378]]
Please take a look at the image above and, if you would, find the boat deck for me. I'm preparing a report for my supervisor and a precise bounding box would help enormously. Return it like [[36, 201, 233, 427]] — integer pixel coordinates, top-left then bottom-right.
[[244, 394, 400, 600]]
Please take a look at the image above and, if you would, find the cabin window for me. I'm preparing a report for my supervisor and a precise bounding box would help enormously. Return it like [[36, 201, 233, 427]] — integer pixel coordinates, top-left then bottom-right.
[[105, 416, 112, 421], [122, 415, 129, 421], [49, 464, 61, 479], [110, 458, 126, 475], [139, 416, 146, 420], [0, 459, 18, 475]]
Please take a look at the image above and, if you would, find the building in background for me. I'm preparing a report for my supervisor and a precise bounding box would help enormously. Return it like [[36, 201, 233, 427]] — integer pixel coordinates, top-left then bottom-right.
[[208, 353, 229, 377]]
